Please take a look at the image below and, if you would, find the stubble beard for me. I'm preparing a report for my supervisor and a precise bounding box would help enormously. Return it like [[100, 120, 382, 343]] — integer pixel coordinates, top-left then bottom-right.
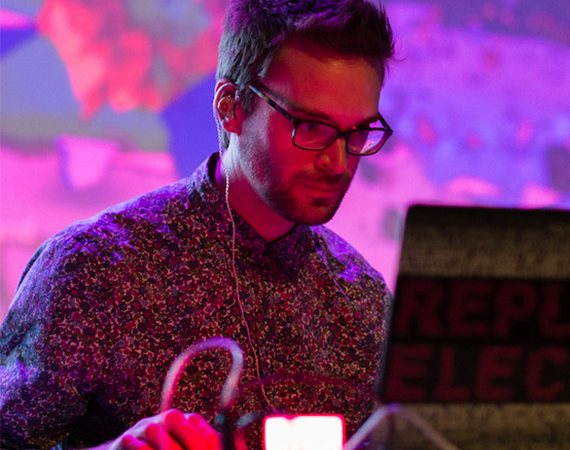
[[249, 149, 354, 226]]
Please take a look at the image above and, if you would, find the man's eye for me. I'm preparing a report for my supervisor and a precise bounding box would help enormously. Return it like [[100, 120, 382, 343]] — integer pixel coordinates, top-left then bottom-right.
[[299, 122, 333, 134], [302, 122, 321, 132], [353, 129, 371, 138]]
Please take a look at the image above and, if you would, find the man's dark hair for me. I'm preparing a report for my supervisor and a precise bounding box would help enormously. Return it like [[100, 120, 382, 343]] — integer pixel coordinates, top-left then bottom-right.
[[217, 0, 395, 116]]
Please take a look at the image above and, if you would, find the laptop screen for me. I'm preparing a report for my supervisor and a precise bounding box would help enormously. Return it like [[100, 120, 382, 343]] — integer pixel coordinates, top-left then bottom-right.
[[379, 204, 570, 448]]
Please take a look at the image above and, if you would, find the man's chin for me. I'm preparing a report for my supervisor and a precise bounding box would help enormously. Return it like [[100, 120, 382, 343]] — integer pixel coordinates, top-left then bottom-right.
[[266, 189, 344, 225], [284, 202, 340, 226]]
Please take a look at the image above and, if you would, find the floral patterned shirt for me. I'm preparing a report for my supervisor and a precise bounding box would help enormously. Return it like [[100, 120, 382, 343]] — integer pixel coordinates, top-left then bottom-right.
[[0, 154, 392, 450]]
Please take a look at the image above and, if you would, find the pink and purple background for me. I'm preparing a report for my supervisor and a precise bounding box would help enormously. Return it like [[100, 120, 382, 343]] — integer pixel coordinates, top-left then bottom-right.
[[1, 0, 569, 322]]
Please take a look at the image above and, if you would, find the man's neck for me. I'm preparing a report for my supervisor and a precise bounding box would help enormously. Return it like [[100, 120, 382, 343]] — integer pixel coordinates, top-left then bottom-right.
[[214, 152, 295, 242]]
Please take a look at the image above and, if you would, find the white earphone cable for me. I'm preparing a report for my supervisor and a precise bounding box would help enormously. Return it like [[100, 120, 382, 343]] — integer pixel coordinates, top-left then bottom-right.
[[213, 92, 274, 412]]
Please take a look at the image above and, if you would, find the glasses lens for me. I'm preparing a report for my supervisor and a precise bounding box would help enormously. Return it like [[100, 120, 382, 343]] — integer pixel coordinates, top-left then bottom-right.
[[294, 122, 337, 149], [347, 129, 388, 155]]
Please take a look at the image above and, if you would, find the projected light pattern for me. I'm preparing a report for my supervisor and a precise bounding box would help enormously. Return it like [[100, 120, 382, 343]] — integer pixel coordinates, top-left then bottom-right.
[[36, 0, 229, 117], [1, 0, 569, 320]]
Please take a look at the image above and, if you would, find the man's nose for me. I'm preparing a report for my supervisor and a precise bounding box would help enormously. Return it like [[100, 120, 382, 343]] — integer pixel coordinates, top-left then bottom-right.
[[315, 137, 349, 175]]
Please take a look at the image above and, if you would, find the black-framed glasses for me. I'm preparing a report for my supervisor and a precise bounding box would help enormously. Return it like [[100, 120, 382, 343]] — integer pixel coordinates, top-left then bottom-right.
[[248, 84, 393, 156]]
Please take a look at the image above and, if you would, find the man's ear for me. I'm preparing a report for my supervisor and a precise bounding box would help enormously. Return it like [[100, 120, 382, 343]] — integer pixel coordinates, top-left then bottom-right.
[[214, 79, 243, 135]]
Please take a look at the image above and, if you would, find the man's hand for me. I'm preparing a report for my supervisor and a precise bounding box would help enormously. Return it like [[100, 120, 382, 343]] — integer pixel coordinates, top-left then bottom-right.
[[109, 409, 222, 450]]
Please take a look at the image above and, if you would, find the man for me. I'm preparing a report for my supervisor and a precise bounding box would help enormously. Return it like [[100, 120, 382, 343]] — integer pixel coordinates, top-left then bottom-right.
[[0, 0, 395, 449]]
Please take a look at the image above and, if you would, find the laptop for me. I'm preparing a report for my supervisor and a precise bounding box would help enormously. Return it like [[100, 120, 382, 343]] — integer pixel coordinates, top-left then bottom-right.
[[378, 204, 570, 449]]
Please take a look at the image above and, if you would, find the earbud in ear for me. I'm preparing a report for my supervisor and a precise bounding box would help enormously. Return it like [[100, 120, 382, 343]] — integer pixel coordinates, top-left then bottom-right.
[[218, 97, 235, 119]]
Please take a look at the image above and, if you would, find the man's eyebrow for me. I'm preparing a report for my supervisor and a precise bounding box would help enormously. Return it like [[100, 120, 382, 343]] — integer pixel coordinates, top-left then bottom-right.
[[274, 91, 382, 127], [298, 106, 381, 128]]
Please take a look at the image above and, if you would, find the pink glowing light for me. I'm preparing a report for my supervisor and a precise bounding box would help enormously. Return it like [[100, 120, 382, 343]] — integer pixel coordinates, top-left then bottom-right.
[[519, 183, 562, 209], [417, 116, 438, 145], [445, 176, 502, 198], [57, 135, 121, 190], [0, 8, 34, 28]]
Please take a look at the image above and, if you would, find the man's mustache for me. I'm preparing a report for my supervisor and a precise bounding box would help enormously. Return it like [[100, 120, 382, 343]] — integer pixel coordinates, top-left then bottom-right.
[[292, 170, 352, 187]]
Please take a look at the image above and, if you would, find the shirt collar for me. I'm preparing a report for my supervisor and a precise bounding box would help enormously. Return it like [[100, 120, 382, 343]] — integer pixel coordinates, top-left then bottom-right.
[[186, 154, 313, 275]]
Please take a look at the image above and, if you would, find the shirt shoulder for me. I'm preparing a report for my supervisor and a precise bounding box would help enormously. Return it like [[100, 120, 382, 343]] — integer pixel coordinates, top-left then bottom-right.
[[308, 224, 392, 313], [311, 225, 386, 280], [70, 178, 190, 237], [4, 178, 197, 344]]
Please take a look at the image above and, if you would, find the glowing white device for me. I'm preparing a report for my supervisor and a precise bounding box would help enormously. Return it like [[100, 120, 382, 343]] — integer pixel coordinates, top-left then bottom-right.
[[264, 414, 345, 450]]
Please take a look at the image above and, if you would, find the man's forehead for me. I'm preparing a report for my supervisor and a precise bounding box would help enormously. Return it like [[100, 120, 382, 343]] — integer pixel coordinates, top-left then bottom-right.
[[261, 48, 382, 129], [267, 38, 384, 79], [264, 42, 383, 101]]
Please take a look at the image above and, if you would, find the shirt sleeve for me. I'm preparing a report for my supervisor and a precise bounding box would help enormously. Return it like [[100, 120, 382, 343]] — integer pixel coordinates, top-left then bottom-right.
[[0, 232, 116, 449]]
